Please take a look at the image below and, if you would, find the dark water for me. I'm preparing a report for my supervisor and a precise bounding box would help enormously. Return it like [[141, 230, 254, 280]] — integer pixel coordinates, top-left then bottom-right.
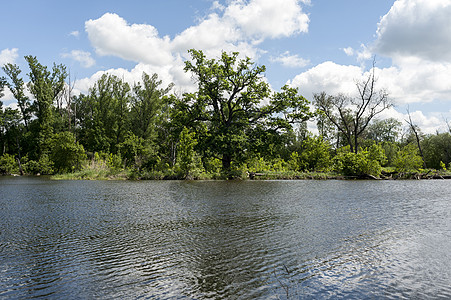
[[0, 177, 450, 299]]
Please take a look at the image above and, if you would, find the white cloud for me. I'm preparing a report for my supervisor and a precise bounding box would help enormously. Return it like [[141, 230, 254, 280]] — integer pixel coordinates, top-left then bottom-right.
[[343, 47, 354, 56], [85, 0, 309, 65], [356, 44, 372, 62], [342, 44, 372, 62], [0, 48, 19, 66], [62, 50, 95, 68], [224, 0, 309, 39], [286, 0, 451, 135], [288, 61, 363, 99], [85, 13, 174, 66], [171, 13, 245, 58], [375, 0, 451, 62], [69, 31, 80, 38], [270, 51, 309, 68], [81, 1, 309, 95]]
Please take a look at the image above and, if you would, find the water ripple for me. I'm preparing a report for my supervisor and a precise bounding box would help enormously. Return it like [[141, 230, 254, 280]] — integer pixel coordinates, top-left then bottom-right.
[[0, 178, 450, 299]]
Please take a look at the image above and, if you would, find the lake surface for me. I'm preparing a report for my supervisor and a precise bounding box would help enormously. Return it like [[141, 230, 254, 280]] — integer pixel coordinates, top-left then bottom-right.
[[0, 177, 450, 299]]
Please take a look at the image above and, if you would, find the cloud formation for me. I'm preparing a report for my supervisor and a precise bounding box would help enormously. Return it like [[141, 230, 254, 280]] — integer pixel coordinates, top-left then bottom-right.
[[85, 0, 309, 64], [79, 0, 310, 100], [0, 48, 19, 66], [62, 50, 95, 68], [374, 0, 451, 62], [270, 51, 309, 68]]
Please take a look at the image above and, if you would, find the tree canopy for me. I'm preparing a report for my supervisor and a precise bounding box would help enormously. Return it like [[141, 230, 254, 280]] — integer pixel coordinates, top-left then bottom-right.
[[0, 50, 450, 179]]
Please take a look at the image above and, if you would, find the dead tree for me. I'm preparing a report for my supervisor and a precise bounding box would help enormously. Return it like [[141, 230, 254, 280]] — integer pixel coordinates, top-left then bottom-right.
[[314, 59, 391, 153], [405, 108, 427, 168]]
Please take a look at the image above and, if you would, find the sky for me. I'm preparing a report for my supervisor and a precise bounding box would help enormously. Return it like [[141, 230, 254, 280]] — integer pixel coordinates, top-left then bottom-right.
[[1, 0, 451, 134]]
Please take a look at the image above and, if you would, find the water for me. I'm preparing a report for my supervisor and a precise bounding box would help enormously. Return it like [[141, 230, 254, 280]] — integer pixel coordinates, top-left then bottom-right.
[[0, 177, 450, 299]]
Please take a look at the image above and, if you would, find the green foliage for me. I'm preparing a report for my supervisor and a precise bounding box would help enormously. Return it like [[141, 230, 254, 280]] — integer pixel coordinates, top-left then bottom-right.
[[175, 127, 204, 179], [298, 135, 331, 171], [247, 156, 273, 173], [49, 132, 86, 173], [334, 144, 386, 177], [23, 154, 54, 175], [176, 49, 312, 176], [3, 50, 451, 180], [118, 132, 146, 169], [0, 153, 19, 174], [421, 132, 451, 169], [2, 64, 32, 129], [80, 74, 131, 154], [364, 118, 402, 143], [25, 56, 67, 156], [394, 144, 424, 173]]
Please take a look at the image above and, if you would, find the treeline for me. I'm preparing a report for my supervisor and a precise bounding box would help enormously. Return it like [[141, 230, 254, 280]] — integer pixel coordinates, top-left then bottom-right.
[[1, 49, 450, 179]]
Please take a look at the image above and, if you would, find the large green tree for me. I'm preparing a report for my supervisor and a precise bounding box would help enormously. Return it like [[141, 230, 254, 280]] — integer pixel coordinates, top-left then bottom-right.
[[25, 56, 67, 157], [80, 74, 131, 154], [174, 49, 312, 176], [2, 64, 32, 130], [130, 72, 173, 140]]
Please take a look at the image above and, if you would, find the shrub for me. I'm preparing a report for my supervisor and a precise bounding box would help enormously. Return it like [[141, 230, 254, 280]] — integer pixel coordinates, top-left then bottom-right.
[[394, 144, 423, 173], [0, 153, 19, 175]]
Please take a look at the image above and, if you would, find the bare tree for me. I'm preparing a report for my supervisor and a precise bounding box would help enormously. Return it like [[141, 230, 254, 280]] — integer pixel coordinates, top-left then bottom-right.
[[64, 72, 76, 132], [314, 59, 391, 153], [405, 107, 427, 168]]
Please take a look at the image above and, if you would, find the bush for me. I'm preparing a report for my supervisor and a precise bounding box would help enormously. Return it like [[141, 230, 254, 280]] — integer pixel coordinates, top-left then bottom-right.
[[394, 144, 423, 173], [0, 153, 19, 175], [334, 144, 386, 177], [23, 154, 54, 175], [50, 132, 86, 173]]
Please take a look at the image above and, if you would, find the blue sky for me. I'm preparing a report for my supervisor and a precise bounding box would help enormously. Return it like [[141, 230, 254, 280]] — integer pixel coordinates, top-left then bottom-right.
[[2, 0, 451, 133]]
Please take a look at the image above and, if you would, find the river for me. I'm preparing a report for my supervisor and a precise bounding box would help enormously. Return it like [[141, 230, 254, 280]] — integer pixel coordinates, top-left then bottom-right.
[[0, 177, 450, 299]]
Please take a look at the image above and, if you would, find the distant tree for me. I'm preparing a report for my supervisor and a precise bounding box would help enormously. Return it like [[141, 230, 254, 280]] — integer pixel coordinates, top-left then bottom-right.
[[421, 132, 451, 169], [3, 64, 33, 130], [314, 61, 391, 153], [81, 74, 131, 153], [364, 118, 402, 144], [49, 131, 86, 173], [405, 108, 427, 168], [394, 144, 423, 173], [289, 135, 331, 172], [130, 72, 173, 140], [25, 56, 67, 156], [0, 76, 6, 98], [334, 144, 386, 178]]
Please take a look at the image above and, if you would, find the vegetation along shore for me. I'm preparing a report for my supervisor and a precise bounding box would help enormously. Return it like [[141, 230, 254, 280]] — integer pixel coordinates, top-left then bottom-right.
[[1, 50, 451, 180]]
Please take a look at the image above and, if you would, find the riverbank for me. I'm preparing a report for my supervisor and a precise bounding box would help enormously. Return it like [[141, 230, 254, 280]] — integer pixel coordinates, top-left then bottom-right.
[[46, 168, 451, 181]]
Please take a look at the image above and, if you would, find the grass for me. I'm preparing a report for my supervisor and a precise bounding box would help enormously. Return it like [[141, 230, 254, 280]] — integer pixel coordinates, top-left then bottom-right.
[[51, 160, 128, 180]]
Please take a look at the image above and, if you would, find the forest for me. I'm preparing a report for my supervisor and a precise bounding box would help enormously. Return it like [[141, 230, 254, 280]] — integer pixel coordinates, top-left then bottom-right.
[[1, 49, 451, 180]]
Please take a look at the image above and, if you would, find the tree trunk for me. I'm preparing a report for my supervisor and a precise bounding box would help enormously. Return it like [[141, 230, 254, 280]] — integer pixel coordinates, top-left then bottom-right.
[[222, 154, 232, 178]]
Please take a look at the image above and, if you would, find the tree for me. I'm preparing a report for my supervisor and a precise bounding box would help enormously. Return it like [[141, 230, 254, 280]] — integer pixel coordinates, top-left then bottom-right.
[[405, 108, 427, 168], [394, 144, 423, 173], [421, 132, 451, 169], [0, 76, 6, 98], [176, 49, 312, 176], [176, 127, 203, 179], [334, 144, 386, 178], [130, 72, 173, 140], [314, 61, 391, 153], [49, 131, 86, 173], [2, 64, 32, 130], [363, 118, 402, 144], [81, 74, 131, 153], [25, 56, 67, 156]]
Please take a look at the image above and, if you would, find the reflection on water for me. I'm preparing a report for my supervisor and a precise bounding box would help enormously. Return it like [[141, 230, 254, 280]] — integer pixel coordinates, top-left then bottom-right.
[[0, 177, 450, 299]]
